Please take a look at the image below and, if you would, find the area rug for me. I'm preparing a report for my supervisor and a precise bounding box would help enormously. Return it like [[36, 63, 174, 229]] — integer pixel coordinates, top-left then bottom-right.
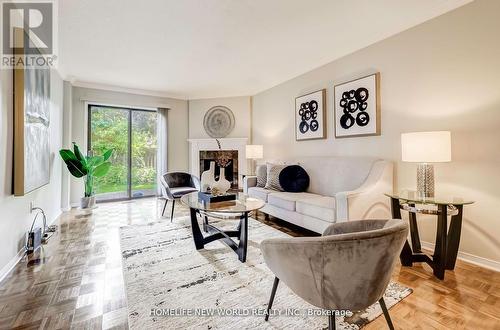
[[119, 216, 412, 329]]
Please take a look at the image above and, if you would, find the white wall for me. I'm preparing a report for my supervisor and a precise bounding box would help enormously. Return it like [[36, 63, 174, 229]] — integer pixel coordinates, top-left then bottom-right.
[[252, 0, 500, 265], [189, 96, 251, 139], [69, 86, 189, 205], [0, 69, 64, 275]]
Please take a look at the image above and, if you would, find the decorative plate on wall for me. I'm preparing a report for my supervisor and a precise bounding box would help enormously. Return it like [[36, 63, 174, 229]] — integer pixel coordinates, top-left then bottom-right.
[[203, 106, 235, 138]]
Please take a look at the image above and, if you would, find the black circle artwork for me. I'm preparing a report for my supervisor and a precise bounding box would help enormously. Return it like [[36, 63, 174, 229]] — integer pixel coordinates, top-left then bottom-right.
[[298, 100, 320, 135], [339, 87, 370, 129]]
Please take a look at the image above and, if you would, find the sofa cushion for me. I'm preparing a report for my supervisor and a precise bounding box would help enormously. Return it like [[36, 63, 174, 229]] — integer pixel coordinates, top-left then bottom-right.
[[279, 165, 310, 192], [247, 187, 274, 202], [268, 192, 318, 211], [296, 196, 336, 222]]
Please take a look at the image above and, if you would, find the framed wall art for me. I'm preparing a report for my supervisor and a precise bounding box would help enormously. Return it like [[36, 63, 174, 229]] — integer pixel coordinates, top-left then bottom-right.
[[13, 28, 51, 196], [295, 89, 326, 141], [334, 73, 380, 138]]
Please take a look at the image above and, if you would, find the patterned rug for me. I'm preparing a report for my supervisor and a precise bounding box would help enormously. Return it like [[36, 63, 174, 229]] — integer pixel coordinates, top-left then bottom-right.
[[119, 216, 412, 329]]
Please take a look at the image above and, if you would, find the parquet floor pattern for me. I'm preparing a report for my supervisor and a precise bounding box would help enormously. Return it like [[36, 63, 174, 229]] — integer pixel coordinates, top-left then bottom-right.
[[0, 198, 498, 329]]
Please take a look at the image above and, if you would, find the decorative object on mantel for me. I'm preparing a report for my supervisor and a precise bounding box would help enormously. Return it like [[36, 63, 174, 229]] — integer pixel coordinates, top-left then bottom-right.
[[401, 131, 451, 197], [295, 89, 326, 141], [245, 145, 263, 175], [334, 72, 380, 138], [203, 105, 235, 138], [200, 161, 216, 192]]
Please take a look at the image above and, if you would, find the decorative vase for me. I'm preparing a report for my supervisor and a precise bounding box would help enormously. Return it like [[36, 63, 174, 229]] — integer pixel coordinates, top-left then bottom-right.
[[213, 167, 231, 194], [201, 161, 216, 192]]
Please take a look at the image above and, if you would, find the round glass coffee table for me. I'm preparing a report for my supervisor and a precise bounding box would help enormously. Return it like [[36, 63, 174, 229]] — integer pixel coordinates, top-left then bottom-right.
[[181, 192, 265, 262]]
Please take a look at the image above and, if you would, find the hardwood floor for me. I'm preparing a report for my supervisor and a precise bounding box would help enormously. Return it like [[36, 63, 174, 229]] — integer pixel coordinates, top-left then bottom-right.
[[0, 198, 498, 329]]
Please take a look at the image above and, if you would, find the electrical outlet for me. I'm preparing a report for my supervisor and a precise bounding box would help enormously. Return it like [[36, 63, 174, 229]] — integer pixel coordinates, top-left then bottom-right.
[[29, 201, 34, 213]]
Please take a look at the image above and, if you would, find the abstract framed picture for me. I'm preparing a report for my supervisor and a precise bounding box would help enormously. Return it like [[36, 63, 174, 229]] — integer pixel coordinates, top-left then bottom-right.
[[13, 29, 51, 196], [295, 89, 326, 141], [334, 73, 380, 138]]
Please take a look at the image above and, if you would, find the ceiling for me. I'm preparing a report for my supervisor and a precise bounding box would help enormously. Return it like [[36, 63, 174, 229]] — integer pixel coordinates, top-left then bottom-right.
[[58, 0, 472, 99]]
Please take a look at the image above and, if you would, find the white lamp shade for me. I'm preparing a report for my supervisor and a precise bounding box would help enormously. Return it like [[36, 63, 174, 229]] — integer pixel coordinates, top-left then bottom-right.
[[401, 131, 451, 163], [246, 145, 263, 159]]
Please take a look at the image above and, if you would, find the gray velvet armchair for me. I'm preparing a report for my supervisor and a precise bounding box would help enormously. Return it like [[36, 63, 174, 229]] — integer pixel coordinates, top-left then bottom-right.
[[261, 219, 408, 330], [160, 172, 200, 221]]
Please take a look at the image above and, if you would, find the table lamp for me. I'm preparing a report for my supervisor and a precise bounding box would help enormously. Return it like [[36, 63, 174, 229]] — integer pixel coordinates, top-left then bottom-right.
[[245, 145, 263, 175], [401, 131, 451, 197]]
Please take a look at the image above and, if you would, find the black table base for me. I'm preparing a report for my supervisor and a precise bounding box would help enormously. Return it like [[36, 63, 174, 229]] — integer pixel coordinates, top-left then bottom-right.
[[390, 197, 463, 280], [189, 208, 249, 262]]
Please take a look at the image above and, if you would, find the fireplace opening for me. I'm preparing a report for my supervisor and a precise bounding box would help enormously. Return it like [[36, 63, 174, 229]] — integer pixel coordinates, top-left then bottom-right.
[[199, 150, 239, 189]]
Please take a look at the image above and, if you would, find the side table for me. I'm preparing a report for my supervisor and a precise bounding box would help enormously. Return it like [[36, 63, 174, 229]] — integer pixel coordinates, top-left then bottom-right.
[[386, 191, 474, 280]]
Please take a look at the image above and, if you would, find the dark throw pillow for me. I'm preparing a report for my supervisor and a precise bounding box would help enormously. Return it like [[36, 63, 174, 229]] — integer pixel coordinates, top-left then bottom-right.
[[278, 165, 310, 193]]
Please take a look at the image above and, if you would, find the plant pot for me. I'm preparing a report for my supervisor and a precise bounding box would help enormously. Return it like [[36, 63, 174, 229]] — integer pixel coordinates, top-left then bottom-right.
[[80, 196, 96, 209]]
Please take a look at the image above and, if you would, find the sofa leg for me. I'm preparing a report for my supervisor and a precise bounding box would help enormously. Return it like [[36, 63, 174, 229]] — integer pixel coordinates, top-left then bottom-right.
[[379, 297, 395, 330], [265, 277, 280, 321], [264, 213, 270, 221], [161, 199, 168, 217], [329, 314, 336, 330]]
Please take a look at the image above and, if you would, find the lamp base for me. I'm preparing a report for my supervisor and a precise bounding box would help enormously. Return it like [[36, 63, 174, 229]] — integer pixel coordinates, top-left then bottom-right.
[[417, 163, 434, 198]]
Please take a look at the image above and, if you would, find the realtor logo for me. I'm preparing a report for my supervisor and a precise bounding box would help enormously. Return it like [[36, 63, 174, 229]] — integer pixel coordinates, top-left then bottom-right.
[[1, 0, 57, 68]]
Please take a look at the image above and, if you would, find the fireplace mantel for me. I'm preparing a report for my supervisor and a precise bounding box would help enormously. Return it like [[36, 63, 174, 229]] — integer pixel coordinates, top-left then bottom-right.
[[188, 138, 248, 188]]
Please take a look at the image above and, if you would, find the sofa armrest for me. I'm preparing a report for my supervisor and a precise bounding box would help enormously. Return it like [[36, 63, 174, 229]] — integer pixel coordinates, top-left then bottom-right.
[[335, 161, 393, 222], [243, 175, 257, 194]]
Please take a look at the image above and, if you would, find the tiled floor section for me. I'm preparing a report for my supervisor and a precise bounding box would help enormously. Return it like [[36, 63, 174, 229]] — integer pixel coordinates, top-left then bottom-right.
[[0, 198, 498, 329]]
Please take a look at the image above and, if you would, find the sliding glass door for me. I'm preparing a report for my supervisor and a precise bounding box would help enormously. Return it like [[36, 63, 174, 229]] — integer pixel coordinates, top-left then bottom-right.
[[88, 105, 157, 202]]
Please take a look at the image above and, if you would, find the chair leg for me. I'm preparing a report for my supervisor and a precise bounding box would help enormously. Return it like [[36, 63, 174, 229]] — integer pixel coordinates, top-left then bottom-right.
[[161, 199, 168, 217], [379, 297, 395, 330], [329, 314, 336, 330], [265, 277, 280, 321], [170, 199, 175, 222]]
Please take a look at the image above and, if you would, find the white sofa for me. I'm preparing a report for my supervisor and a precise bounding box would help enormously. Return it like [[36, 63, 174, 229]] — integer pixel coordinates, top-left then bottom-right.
[[243, 157, 393, 234]]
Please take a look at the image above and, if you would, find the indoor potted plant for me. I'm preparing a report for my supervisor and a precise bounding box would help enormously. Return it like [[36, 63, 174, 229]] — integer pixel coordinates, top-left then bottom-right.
[[59, 142, 113, 209]]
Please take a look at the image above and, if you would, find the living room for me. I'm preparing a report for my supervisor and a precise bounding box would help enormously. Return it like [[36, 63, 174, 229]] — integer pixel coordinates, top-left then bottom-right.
[[0, 0, 499, 329]]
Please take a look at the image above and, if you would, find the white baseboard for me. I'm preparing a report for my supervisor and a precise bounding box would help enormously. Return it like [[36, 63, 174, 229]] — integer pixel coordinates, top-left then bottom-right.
[[0, 209, 64, 284], [0, 248, 25, 283], [420, 241, 500, 272]]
